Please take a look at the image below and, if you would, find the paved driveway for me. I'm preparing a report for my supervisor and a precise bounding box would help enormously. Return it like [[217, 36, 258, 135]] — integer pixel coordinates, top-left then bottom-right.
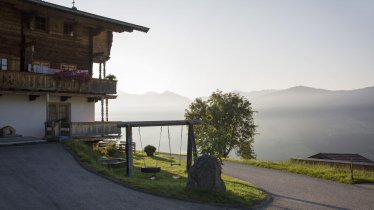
[[223, 161, 374, 210], [0, 144, 225, 210]]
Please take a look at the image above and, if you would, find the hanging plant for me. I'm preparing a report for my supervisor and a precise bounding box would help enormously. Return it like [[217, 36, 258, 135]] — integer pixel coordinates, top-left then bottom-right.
[[75, 71, 91, 82], [55, 70, 73, 81], [55, 70, 91, 82]]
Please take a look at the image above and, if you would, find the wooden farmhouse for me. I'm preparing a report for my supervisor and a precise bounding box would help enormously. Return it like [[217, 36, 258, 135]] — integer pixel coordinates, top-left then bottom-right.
[[0, 0, 149, 140]]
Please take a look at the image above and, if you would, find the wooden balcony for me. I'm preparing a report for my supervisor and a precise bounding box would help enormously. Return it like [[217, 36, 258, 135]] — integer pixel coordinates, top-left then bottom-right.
[[0, 71, 116, 95]]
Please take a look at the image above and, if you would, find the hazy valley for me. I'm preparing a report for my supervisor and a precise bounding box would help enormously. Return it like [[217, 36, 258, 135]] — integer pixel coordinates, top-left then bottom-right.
[[96, 86, 374, 161]]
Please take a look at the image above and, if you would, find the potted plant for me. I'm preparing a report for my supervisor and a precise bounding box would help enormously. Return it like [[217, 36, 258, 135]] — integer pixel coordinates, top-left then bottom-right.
[[105, 74, 117, 81]]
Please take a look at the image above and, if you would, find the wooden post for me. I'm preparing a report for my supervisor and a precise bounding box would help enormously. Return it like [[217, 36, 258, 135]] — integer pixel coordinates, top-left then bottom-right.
[[103, 61, 108, 121], [126, 126, 134, 177], [100, 97, 104, 122], [190, 125, 198, 160], [105, 98, 109, 122], [187, 124, 193, 172], [99, 62, 102, 79], [100, 97, 104, 137], [103, 61, 106, 78], [45, 93, 49, 122]]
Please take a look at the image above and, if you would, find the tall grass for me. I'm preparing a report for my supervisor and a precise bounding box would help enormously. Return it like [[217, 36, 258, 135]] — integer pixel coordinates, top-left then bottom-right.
[[229, 159, 374, 184]]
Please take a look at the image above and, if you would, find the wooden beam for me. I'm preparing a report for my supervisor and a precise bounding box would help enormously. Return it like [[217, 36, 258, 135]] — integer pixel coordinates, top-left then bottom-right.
[[126, 126, 134, 177], [118, 120, 202, 128], [87, 97, 99, 103], [105, 98, 109, 122], [190, 125, 198, 160], [29, 95, 40, 101], [187, 125, 193, 172], [88, 29, 93, 75], [46, 93, 49, 123], [100, 97, 104, 122], [60, 96, 71, 102]]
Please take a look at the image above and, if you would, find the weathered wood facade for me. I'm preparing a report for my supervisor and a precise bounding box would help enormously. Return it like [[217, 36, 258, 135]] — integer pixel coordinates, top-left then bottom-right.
[[0, 0, 148, 74], [0, 0, 149, 139]]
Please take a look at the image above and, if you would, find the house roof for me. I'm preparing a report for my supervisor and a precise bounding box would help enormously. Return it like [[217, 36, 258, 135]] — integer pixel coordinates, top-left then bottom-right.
[[9, 0, 149, 33], [308, 153, 373, 163]]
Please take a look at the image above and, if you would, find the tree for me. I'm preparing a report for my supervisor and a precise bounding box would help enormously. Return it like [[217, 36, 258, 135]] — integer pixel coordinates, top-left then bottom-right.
[[185, 90, 257, 160]]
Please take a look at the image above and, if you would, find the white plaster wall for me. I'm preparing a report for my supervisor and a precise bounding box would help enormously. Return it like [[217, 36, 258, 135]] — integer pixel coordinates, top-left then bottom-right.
[[0, 94, 46, 138], [49, 96, 95, 122], [0, 95, 95, 138]]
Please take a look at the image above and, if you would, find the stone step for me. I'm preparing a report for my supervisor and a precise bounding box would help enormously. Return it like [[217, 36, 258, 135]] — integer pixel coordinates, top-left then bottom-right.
[[0, 136, 46, 146]]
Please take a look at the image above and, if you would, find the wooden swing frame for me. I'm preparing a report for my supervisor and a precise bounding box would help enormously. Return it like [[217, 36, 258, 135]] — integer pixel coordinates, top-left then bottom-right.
[[117, 120, 201, 177]]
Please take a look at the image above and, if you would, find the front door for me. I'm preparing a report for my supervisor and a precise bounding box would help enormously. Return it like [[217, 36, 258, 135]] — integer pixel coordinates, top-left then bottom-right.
[[48, 103, 71, 137]]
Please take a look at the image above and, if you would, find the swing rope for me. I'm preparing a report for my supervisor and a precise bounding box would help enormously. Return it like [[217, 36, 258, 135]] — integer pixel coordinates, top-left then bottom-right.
[[155, 126, 163, 167], [178, 126, 183, 165], [138, 126, 163, 168], [168, 126, 172, 160], [138, 127, 146, 167], [168, 126, 183, 166]]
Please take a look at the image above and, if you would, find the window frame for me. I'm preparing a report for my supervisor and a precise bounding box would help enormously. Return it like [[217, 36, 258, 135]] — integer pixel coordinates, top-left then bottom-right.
[[48, 103, 71, 122], [63, 22, 75, 37], [0, 58, 8, 71], [34, 16, 48, 31], [60, 63, 77, 71]]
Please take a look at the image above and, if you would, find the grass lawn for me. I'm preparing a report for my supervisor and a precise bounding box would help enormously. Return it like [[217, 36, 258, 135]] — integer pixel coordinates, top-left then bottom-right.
[[64, 140, 266, 207], [227, 158, 374, 184]]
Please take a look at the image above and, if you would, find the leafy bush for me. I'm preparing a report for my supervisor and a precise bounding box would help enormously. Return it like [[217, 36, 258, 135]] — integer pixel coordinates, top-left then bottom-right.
[[93, 144, 108, 157], [144, 145, 156, 156], [93, 143, 122, 157], [107, 143, 121, 157]]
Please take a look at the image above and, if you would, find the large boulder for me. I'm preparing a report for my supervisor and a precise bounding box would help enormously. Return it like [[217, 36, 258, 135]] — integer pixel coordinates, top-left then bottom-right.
[[0, 126, 16, 137], [186, 154, 226, 192]]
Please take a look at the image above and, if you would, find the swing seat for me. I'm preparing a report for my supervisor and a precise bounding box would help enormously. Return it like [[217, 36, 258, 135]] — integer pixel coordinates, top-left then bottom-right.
[[141, 166, 161, 173], [170, 163, 181, 166]]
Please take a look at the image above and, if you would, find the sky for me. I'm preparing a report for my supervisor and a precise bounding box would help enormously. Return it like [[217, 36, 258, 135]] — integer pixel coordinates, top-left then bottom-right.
[[48, 0, 374, 99]]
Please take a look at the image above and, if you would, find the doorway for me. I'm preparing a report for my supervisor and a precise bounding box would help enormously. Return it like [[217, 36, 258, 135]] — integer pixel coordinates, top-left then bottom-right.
[[47, 103, 71, 137]]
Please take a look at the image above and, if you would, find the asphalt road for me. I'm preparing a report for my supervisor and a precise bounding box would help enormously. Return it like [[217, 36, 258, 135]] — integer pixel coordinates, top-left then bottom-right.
[[0, 143, 226, 210], [222, 161, 374, 210]]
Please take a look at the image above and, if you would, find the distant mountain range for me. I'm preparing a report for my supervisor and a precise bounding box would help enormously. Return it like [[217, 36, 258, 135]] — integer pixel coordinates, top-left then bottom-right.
[[97, 86, 374, 161]]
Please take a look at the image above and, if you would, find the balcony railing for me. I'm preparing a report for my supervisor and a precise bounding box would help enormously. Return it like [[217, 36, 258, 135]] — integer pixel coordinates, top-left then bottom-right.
[[45, 121, 122, 140], [0, 71, 116, 95], [70, 121, 122, 138]]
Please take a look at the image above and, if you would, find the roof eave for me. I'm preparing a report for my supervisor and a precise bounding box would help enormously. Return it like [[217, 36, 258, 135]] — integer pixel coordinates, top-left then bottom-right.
[[23, 0, 150, 33]]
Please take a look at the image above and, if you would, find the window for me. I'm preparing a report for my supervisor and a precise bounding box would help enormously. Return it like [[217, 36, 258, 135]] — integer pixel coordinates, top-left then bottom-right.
[[35, 16, 47, 31], [61, 63, 77, 71], [0, 58, 8, 70], [63, 22, 75, 37], [32, 61, 50, 73]]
